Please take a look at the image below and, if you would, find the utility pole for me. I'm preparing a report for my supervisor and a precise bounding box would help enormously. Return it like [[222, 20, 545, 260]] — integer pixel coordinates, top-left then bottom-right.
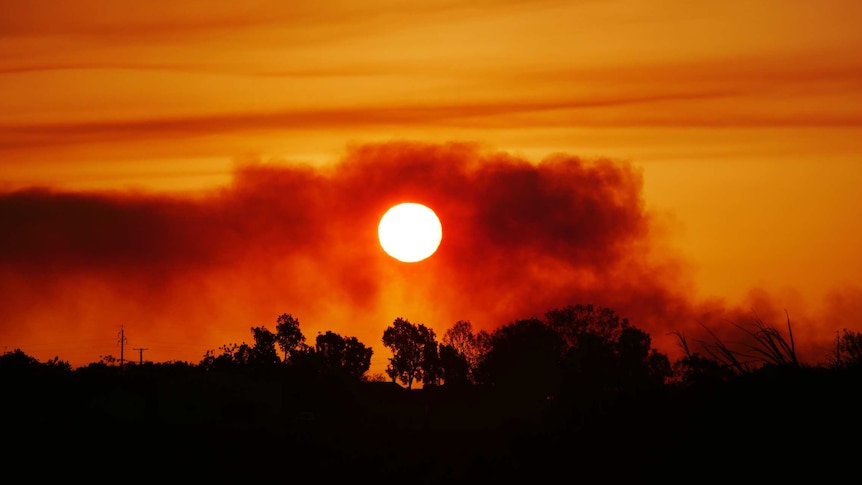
[[118, 325, 127, 373], [134, 347, 148, 365]]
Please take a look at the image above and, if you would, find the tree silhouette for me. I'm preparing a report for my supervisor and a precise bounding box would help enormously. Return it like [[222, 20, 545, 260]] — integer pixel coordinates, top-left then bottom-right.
[[341, 336, 373, 379], [442, 320, 491, 382], [477, 318, 565, 398], [199, 329, 277, 371], [198, 342, 250, 370], [316, 330, 346, 364], [616, 326, 672, 389], [443, 321, 476, 358], [438, 344, 470, 385], [472, 305, 671, 402], [275, 313, 306, 363], [1, 348, 41, 371], [421, 338, 442, 386], [0, 348, 71, 379], [549, 305, 670, 395], [250, 326, 280, 368], [546, 304, 628, 348], [381, 317, 439, 389], [199, 314, 308, 371], [315, 330, 373, 379]]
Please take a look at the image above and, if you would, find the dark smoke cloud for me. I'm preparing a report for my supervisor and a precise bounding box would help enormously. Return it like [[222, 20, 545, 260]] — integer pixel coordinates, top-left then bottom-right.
[[0, 141, 852, 369]]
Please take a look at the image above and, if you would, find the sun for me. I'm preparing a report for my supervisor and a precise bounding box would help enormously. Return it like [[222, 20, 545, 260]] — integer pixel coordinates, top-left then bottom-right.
[[378, 202, 443, 263]]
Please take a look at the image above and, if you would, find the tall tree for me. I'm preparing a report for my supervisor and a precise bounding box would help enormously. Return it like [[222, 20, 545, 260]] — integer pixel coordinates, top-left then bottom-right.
[[315, 331, 373, 379], [438, 344, 470, 385], [421, 339, 442, 386], [443, 321, 477, 359], [442, 320, 492, 383], [476, 318, 565, 397], [546, 304, 628, 348], [382, 317, 439, 389], [316, 330, 346, 367], [275, 313, 306, 363], [342, 336, 374, 380], [250, 326, 280, 367], [547, 304, 671, 395]]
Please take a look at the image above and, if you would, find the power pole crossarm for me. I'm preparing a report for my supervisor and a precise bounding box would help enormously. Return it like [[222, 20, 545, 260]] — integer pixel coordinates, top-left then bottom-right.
[[133, 347, 149, 365]]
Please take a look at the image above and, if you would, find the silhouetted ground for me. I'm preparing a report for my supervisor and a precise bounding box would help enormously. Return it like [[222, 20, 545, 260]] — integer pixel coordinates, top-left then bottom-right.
[[3, 367, 859, 482]]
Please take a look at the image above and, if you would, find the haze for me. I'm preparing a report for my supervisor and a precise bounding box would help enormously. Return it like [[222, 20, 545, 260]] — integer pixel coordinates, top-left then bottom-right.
[[2, 0, 861, 373]]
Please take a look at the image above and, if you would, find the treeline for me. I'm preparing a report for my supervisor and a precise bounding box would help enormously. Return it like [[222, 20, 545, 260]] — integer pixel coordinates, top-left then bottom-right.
[[5, 303, 862, 393], [3, 304, 862, 481]]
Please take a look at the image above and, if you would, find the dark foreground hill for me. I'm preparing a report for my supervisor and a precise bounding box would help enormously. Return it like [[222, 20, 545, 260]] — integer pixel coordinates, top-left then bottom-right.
[[2, 366, 860, 483]]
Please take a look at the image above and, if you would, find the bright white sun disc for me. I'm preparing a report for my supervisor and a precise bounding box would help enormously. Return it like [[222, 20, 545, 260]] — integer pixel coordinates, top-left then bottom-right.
[[378, 203, 442, 263]]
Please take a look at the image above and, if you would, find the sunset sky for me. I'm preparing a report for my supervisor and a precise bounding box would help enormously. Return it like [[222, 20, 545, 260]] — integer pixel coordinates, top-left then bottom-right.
[[2, 0, 861, 374]]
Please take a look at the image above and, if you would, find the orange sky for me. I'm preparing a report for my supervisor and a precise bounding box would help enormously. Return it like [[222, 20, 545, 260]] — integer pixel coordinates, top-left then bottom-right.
[[2, 0, 861, 373]]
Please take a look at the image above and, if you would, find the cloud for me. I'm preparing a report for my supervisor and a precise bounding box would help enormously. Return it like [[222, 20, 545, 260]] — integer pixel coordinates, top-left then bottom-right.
[[4, 77, 860, 155], [0, 141, 854, 369], [0, 91, 730, 150]]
